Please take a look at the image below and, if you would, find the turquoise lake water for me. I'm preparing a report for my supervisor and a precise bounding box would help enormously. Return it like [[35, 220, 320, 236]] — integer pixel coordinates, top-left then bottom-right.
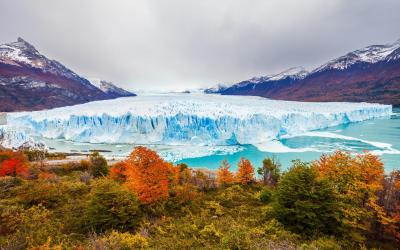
[[178, 108, 400, 172]]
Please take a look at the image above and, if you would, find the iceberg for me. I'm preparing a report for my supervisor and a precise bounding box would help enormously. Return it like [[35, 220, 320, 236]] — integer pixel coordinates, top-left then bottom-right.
[[4, 93, 392, 149]]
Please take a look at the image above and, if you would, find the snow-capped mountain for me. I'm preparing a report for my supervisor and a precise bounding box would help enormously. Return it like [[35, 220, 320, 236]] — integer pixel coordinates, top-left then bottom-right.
[[88, 78, 135, 98], [0, 38, 95, 86], [0, 38, 135, 112], [206, 67, 309, 94], [314, 39, 400, 72], [208, 39, 400, 106]]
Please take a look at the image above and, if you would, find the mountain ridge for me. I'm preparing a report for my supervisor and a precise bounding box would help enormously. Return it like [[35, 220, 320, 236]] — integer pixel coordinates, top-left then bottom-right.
[[0, 38, 135, 112], [207, 39, 400, 106]]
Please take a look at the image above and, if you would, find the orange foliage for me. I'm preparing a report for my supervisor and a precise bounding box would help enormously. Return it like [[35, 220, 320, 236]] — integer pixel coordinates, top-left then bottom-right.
[[0, 150, 29, 178], [170, 163, 192, 186], [236, 157, 254, 185], [217, 159, 234, 186], [109, 161, 129, 182], [38, 171, 57, 180], [313, 150, 387, 231], [123, 146, 172, 205], [172, 183, 198, 205], [384, 171, 400, 242], [169, 163, 198, 204]]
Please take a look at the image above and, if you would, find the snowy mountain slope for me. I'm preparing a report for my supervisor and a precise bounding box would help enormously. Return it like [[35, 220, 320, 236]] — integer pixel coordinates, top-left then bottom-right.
[[0, 38, 135, 111], [268, 67, 309, 81], [88, 78, 135, 98], [0, 38, 94, 85], [5, 94, 391, 148], [314, 39, 400, 72], [206, 67, 309, 94], [209, 39, 400, 106]]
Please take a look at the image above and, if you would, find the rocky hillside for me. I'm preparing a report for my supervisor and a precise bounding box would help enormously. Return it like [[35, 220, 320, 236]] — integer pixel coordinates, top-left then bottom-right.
[[0, 38, 135, 112]]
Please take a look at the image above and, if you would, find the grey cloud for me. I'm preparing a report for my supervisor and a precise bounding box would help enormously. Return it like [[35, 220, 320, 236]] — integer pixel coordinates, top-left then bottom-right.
[[0, 0, 399, 91]]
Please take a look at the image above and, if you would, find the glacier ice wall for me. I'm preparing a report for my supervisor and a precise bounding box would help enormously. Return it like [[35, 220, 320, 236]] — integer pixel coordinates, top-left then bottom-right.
[[5, 94, 392, 147], [0, 125, 46, 149]]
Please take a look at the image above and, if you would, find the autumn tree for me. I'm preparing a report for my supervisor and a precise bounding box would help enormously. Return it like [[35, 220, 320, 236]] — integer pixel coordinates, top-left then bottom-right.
[[0, 151, 29, 178], [109, 161, 128, 182], [171, 163, 192, 186], [236, 158, 254, 185], [168, 163, 198, 205], [257, 156, 281, 186], [124, 146, 172, 205], [312, 151, 388, 242], [381, 170, 400, 242], [217, 159, 234, 186]]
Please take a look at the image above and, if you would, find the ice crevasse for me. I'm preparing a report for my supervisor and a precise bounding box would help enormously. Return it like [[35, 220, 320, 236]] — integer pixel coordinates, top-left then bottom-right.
[[2, 94, 393, 148]]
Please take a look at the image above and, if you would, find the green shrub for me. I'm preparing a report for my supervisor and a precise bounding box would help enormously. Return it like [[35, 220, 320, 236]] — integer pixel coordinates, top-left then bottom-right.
[[221, 224, 252, 250], [199, 224, 222, 244], [89, 152, 109, 177], [101, 230, 149, 250], [0, 176, 22, 199], [301, 236, 341, 250], [2, 204, 62, 249], [16, 180, 67, 208], [0, 204, 23, 236], [217, 185, 255, 208], [86, 179, 142, 232], [272, 160, 341, 237], [205, 201, 224, 216], [259, 187, 273, 203]]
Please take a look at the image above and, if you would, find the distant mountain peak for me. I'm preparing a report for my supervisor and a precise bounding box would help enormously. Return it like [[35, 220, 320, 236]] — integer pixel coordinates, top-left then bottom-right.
[[17, 37, 27, 43], [88, 78, 136, 97], [16, 37, 35, 48], [314, 39, 400, 72]]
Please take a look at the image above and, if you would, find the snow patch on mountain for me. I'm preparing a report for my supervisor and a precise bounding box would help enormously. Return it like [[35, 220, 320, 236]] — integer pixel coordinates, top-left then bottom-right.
[[243, 67, 308, 84], [0, 38, 41, 67], [268, 67, 309, 81], [206, 67, 309, 93], [314, 39, 400, 72]]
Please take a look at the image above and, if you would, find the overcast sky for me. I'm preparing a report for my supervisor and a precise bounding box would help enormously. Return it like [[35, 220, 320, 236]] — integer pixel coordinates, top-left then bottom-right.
[[1, 0, 399, 91]]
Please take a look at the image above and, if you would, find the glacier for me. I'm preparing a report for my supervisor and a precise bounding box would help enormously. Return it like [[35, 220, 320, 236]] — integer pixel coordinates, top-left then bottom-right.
[[2, 93, 392, 153]]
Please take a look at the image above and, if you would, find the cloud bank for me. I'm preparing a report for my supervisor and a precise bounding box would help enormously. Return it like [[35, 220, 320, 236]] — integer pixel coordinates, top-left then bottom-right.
[[1, 0, 399, 91]]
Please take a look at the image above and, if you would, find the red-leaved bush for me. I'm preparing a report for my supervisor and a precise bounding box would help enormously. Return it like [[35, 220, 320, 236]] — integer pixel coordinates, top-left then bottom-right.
[[0, 151, 29, 178]]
